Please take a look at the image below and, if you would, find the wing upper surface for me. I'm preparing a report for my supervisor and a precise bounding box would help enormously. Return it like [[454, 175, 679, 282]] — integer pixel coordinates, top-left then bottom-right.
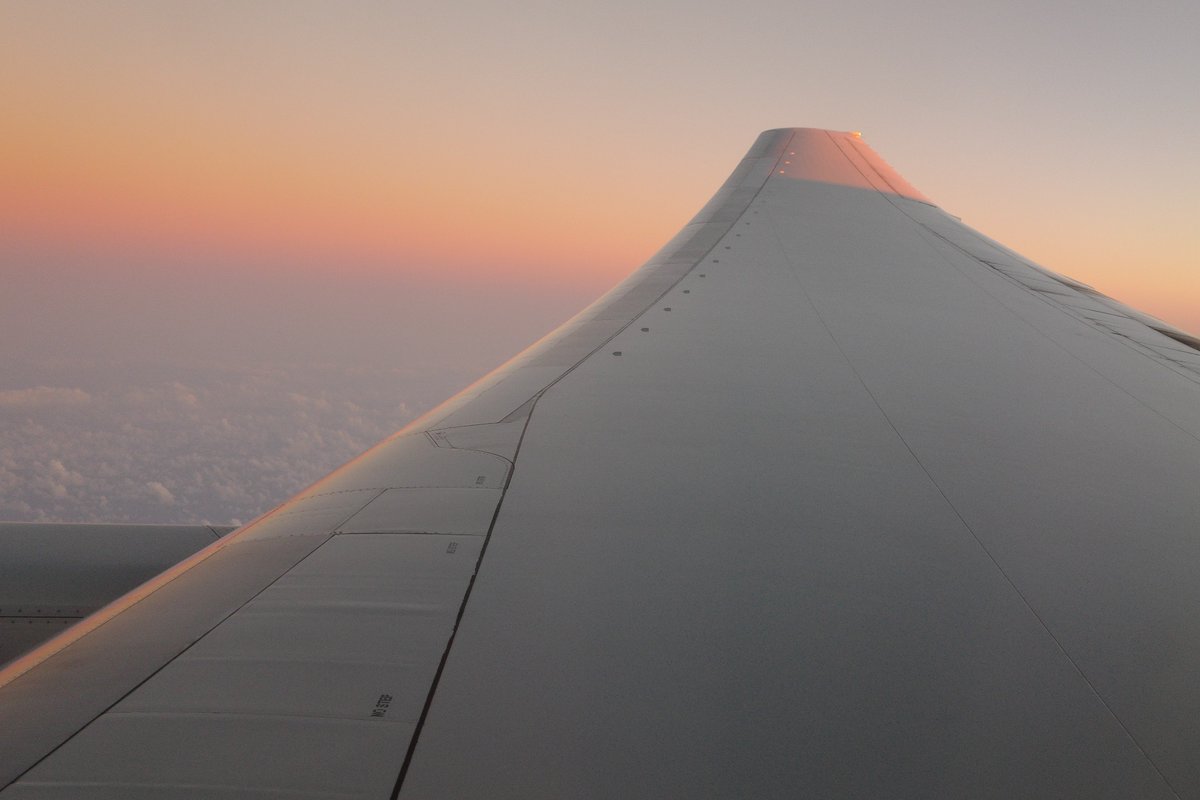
[[3, 130, 1199, 798]]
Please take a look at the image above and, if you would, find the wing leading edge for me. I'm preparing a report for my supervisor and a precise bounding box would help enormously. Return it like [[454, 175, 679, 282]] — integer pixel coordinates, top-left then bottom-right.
[[3, 130, 1200, 798]]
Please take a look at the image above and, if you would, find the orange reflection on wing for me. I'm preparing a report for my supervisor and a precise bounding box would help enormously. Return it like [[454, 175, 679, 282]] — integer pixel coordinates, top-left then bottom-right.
[[768, 129, 931, 204]]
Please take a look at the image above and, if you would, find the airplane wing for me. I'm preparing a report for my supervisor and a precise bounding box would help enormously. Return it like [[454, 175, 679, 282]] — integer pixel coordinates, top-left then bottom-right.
[[3, 128, 1200, 798]]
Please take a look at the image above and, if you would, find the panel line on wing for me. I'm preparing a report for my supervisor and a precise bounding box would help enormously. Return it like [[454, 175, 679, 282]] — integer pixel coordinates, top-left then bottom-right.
[[387, 404, 536, 800], [386, 133, 801, 800]]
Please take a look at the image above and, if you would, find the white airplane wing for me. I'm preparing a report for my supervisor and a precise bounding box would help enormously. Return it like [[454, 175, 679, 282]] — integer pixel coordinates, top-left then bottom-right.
[[3, 129, 1199, 798]]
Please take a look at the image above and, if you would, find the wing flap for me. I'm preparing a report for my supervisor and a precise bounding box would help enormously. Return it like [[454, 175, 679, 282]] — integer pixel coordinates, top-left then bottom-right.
[[0, 532, 330, 788], [6, 533, 479, 797]]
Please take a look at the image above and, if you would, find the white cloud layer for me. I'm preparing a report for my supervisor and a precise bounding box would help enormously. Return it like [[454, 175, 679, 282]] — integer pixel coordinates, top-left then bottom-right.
[[0, 362, 435, 525], [145, 481, 175, 506]]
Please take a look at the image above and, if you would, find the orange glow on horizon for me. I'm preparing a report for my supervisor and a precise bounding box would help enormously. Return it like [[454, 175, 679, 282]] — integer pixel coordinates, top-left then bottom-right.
[[1, 86, 691, 287], [3, 77, 1194, 335]]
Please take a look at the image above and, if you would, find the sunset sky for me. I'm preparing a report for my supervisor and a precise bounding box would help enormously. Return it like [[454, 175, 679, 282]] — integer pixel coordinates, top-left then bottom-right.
[[2, 1, 1197, 523]]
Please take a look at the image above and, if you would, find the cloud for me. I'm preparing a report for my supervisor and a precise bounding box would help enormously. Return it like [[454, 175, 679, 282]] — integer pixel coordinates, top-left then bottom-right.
[[289, 392, 331, 411], [0, 361, 425, 524], [171, 382, 200, 409], [47, 459, 83, 483], [0, 386, 91, 409], [39, 458, 85, 500], [145, 481, 175, 506]]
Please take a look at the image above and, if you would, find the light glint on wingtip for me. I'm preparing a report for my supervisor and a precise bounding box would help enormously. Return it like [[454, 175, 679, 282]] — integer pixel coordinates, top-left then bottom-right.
[[850, 131, 863, 138]]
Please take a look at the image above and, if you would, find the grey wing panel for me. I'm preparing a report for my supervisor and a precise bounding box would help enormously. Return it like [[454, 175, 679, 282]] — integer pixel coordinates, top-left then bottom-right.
[[0, 530, 330, 791], [4, 534, 479, 798]]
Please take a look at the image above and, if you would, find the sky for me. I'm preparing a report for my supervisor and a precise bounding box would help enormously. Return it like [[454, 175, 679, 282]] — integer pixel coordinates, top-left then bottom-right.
[[2, 0, 1197, 524]]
